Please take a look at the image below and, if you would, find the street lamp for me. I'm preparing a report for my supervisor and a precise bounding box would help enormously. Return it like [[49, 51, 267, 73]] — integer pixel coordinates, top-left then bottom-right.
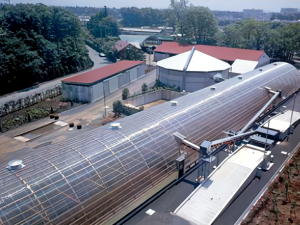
[[105, 106, 110, 118], [103, 85, 106, 118]]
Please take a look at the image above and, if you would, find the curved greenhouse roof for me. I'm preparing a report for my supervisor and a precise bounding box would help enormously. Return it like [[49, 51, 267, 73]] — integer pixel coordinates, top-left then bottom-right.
[[157, 50, 231, 72], [1, 62, 299, 225]]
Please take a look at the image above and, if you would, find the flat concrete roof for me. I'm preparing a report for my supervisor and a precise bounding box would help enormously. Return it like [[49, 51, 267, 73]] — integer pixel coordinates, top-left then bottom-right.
[[174, 145, 265, 225], [262, 110, 300, 132]]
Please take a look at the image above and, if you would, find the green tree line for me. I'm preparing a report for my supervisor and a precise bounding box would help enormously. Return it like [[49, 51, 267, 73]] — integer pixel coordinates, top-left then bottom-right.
[[120, 7, 167, 27], [271, 13, 300, 21], [87, 6, 119, 39], [0, 3, 93, 95], [219, 19, 300, 61], [64, 6, 121, 19]]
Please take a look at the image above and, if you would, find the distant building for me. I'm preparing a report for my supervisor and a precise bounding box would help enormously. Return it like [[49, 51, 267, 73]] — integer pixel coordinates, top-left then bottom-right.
[[243, 9, 264, 17], [119, 35, 161, 47], [78, 16, 91, 21], [114, 40, 141, 59], [119, 27, 162, 36], [280, 8, 298, 13], [78, 16, 90, 27]]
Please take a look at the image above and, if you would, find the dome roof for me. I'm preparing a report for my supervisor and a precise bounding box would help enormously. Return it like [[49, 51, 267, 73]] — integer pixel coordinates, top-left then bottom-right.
[[157, 50, 231, 72]]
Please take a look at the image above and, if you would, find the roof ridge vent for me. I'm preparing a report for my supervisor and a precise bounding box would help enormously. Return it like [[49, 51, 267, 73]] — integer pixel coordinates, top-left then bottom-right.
[[110, 122, 121, 130], [238, 75, 242, 79], [6, 159, 25, 171], [211, 86, 216, 91]]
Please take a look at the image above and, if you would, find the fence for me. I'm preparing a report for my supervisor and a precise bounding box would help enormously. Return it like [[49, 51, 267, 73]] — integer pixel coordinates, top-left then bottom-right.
[[0, 85, 63, 117]]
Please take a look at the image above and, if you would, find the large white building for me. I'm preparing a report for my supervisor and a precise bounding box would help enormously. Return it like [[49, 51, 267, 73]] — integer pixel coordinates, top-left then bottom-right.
[[157, 48, 231, 92]]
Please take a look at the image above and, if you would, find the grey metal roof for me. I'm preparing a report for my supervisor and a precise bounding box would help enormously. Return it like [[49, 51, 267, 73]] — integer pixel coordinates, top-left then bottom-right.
[[1, 62, 299, 225], [119, 35, 151, 45]]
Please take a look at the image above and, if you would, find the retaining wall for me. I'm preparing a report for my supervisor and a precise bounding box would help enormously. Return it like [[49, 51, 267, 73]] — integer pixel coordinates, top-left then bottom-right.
[[124, 89, 185, 107]]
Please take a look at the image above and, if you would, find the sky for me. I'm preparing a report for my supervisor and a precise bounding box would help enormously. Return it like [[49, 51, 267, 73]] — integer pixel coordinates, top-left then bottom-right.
[[7, 0, 300, 12]]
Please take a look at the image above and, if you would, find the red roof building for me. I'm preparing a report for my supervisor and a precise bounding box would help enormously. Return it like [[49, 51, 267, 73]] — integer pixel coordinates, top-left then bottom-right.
[[154, 42, 269, 64], [62, 60, 146, 103], [62, 60, 144, 84]]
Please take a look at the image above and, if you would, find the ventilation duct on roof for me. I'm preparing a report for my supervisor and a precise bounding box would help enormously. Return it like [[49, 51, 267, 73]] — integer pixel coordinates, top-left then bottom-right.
[[6, 159, 25, 171], [213, 73, 225, 83], [211, 86, 216, 91], [171, 101, 178, 106], [238, 75, 243, 79], [110, 123, 121, 130]]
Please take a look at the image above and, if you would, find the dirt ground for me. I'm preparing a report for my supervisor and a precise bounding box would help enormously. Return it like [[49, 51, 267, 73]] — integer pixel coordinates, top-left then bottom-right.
[[143, 100, 167, 109], [0, 95, 81, 133], [242, 147, 300, 225]]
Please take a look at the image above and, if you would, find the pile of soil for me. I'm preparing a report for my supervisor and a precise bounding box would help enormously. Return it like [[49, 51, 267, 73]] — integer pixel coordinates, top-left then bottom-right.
[[242, 148, 300, 225]]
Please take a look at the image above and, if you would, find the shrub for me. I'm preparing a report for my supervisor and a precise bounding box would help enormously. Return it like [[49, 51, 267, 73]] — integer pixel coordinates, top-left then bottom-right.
[[122, 88, 130, 100], [142, 83, 148, 94], [113, 100, 123, 118]]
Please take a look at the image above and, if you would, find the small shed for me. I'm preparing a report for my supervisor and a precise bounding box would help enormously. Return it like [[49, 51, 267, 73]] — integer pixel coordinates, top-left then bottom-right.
[[230, 59, 259, 77], [62, 61, 145, 103]]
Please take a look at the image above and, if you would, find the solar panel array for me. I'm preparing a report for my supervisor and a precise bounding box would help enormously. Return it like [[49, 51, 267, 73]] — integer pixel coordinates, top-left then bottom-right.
[[1, 62, 299, 225]]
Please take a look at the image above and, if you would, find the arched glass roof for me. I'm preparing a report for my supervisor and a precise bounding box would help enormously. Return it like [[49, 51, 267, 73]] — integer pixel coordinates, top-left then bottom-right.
[[1, 62, 299, 225]]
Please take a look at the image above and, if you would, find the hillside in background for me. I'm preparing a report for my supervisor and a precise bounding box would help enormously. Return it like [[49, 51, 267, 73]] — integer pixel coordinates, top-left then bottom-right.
[[0, 3, 93, 95]]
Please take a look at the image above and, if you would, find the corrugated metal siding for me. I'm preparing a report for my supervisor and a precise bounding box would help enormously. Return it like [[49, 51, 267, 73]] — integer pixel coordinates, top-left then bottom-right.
[[92, 82, 104, 101], [108, 76, 119, 93], [130, 68, 138, 82]]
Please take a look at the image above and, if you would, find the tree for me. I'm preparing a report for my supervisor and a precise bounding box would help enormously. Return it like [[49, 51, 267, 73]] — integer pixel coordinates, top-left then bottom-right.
[[142, 83, 148, 94], [170, 0, 189, 38], [113, 100, 123, 118], [102, 40, 118, 62], [122, 45, 145, 61], [122, 88, 130, 100], [87, 6, 119, 39], [186, 6, 218, 43], [0, 3, 92, 95]]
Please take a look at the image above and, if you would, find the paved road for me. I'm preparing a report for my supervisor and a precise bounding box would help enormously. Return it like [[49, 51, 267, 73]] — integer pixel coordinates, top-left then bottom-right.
[[120, 96, 300, 225], [0, 46, 111, 104]]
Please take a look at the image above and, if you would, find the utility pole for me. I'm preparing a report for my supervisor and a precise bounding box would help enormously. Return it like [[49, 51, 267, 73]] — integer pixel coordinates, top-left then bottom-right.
[[265, 116, 271, 151], [103, 85, 106, 118]]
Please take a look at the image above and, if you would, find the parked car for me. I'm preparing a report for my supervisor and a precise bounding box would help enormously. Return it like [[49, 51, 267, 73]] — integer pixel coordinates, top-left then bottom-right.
[[99, 53, 106, 57]]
